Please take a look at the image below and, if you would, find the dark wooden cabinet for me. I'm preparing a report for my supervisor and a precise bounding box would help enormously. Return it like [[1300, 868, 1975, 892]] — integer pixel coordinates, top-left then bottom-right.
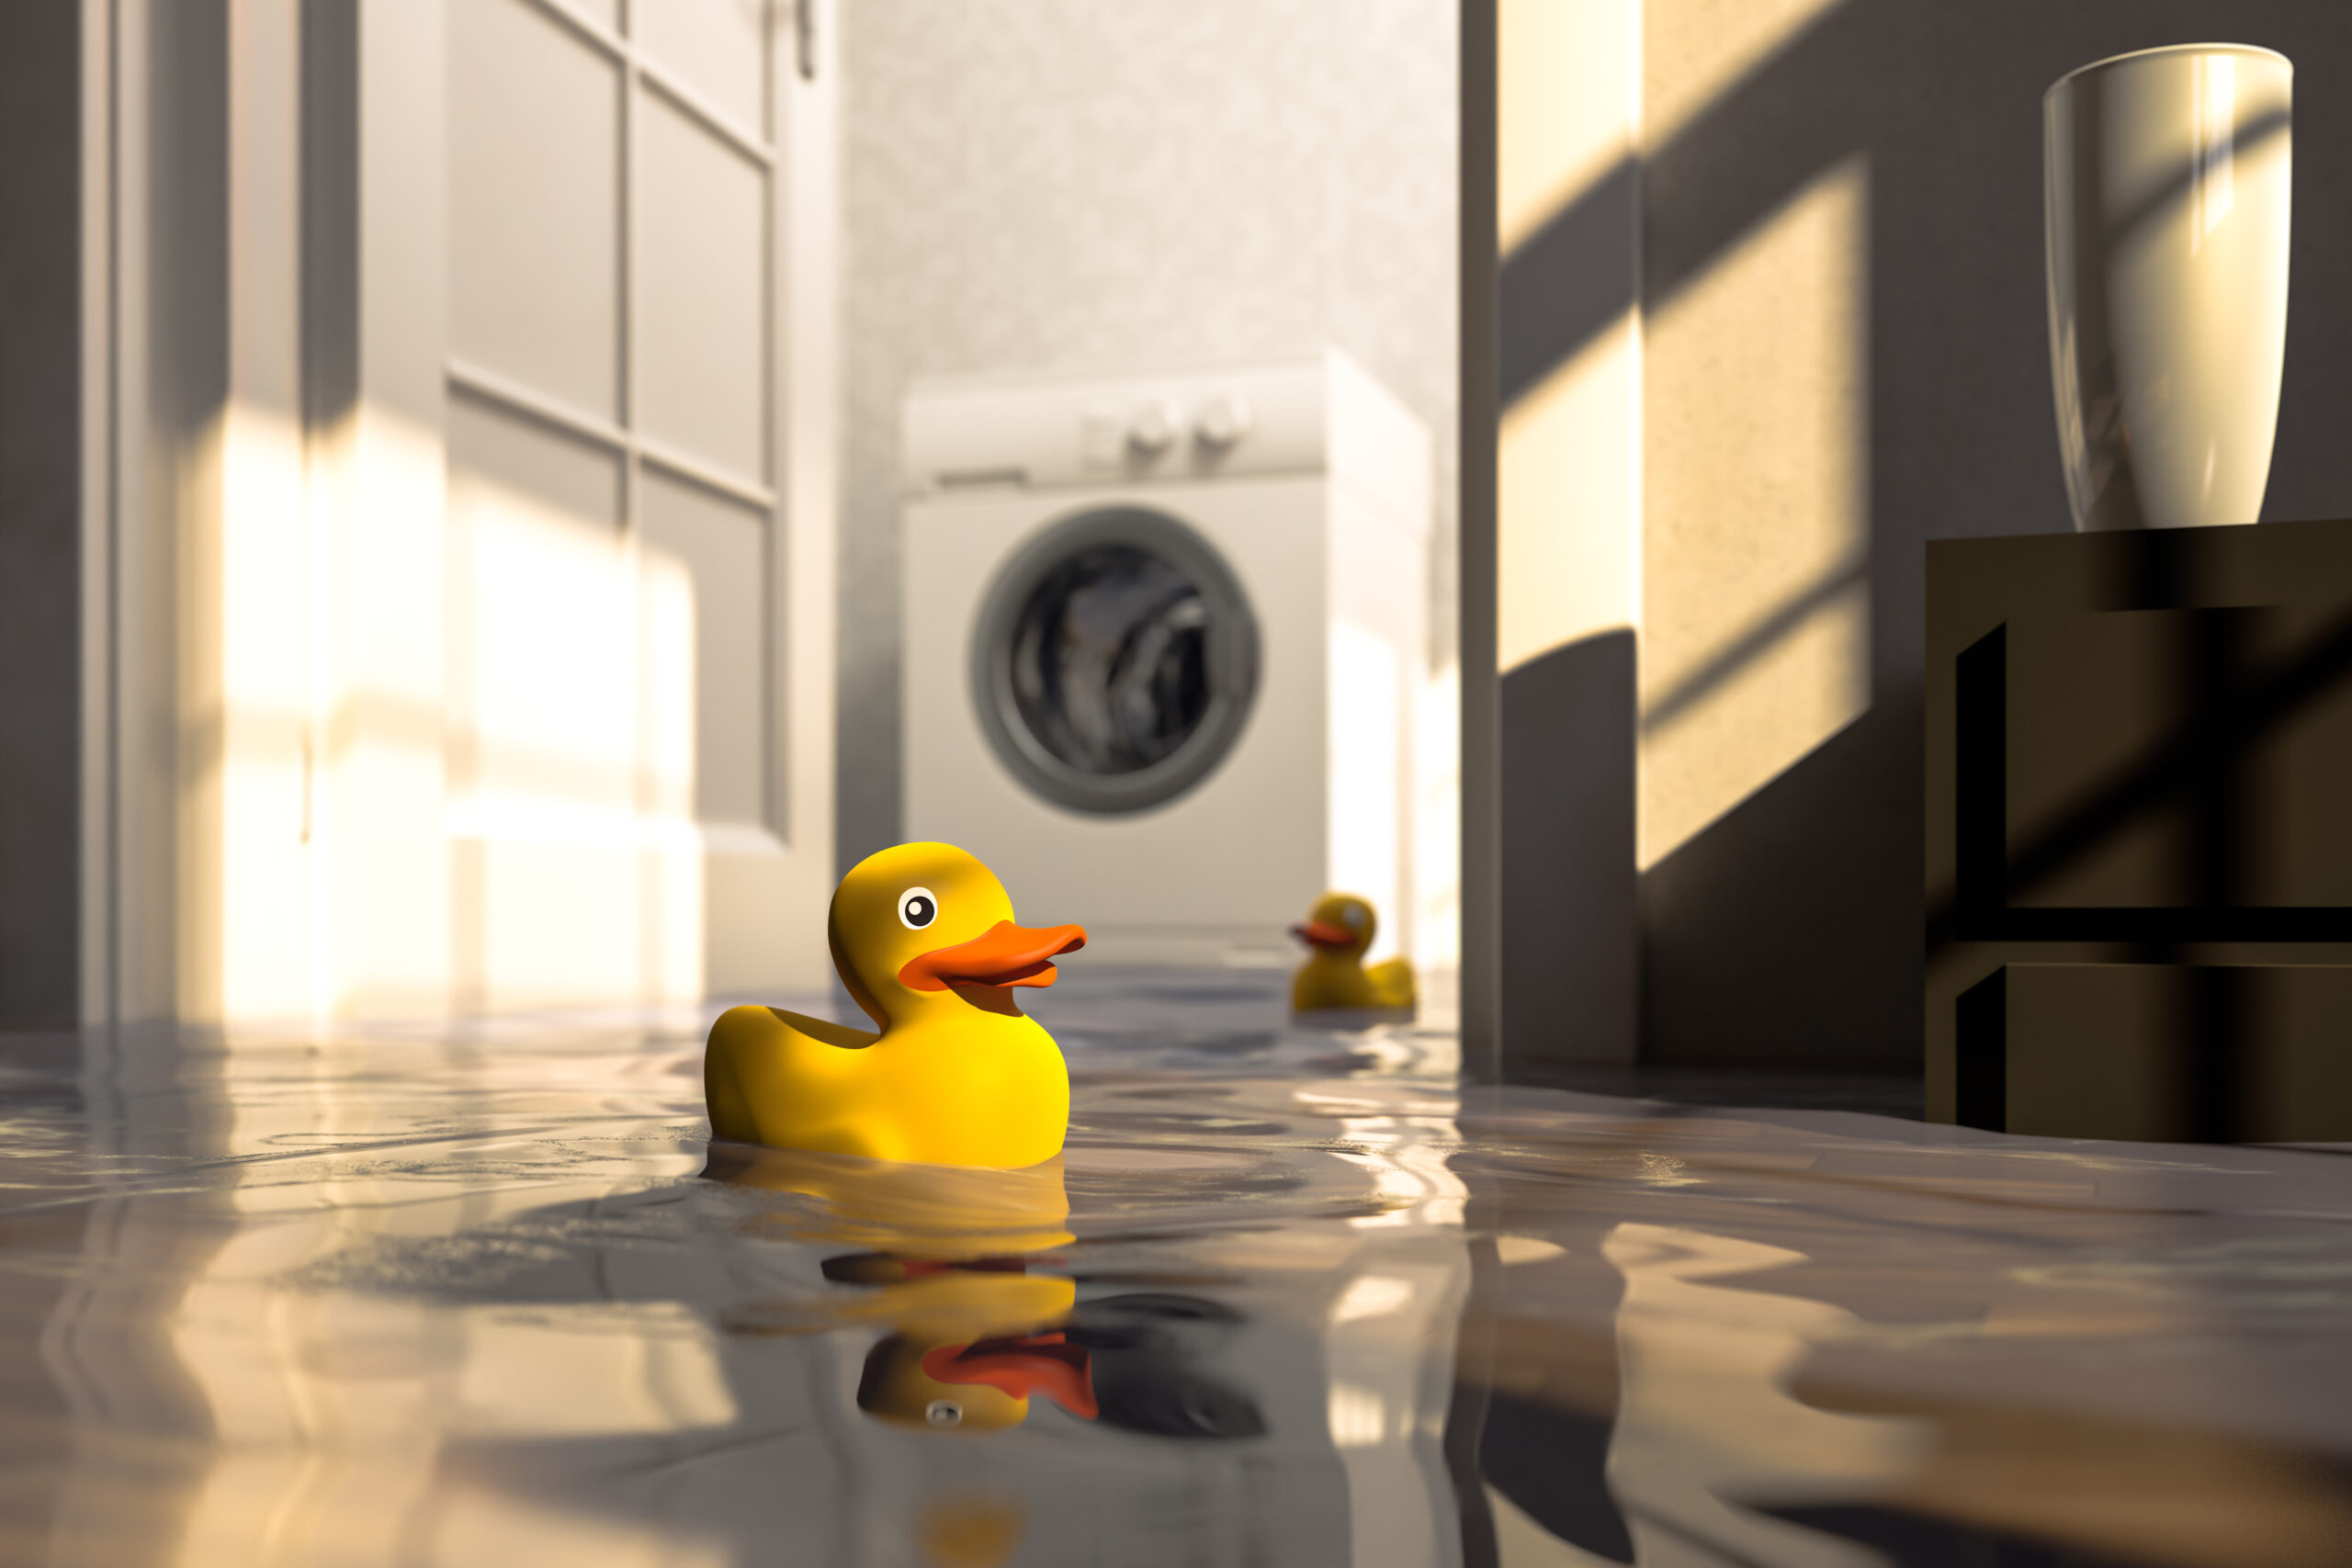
[[1927, 520, 2352, 1140]]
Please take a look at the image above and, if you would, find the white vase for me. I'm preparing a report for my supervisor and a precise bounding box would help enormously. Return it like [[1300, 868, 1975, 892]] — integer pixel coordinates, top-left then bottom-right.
[[2045, 43, 2291, 532]]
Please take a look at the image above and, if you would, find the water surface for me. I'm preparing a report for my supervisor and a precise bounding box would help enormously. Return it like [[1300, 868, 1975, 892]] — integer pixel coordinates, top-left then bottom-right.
[[4, 971, 2349, 1566]]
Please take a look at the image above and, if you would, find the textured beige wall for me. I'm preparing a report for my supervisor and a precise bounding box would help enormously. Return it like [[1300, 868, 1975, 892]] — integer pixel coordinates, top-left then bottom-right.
[[1637, 155, 1869, 867], [839, 0, 1457, 871], [1493, 0, 1867, 863], [1636, 0, 1863, 869], [1645, 0, 1842, 148]]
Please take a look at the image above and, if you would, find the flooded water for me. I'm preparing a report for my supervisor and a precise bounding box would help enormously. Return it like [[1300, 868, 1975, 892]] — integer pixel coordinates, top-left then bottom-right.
[[4, 970, 2351, 1567]]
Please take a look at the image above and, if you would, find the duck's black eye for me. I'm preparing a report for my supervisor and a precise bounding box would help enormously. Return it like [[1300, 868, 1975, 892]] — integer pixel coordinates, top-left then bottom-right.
[[899, 887, 938, 931], [925, 1398, 963, 1427]]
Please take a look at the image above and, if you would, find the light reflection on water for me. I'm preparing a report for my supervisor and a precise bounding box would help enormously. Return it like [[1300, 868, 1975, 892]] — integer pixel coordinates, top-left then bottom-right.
[[5, 980, 2352, 1567]]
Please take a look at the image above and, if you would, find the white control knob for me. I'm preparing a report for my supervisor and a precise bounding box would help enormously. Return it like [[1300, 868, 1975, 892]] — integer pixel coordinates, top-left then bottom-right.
[[1193, 394, 1252, 451], [1126, 400, 1183, 457]]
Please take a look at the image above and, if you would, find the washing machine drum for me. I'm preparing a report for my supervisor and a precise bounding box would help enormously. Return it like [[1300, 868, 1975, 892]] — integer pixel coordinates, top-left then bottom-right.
[[972, 506, 1260, 814]]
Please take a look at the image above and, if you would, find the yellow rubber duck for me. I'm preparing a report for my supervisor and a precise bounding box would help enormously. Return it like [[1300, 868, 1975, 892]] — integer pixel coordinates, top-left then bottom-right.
[[1290, 892, 1416, 1015], [704, 842, 1086, 1168]]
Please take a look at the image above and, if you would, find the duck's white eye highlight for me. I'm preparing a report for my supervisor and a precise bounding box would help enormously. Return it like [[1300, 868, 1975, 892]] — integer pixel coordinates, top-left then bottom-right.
[[899, 886, 939, 931], [925, 1399, 963, 1427]]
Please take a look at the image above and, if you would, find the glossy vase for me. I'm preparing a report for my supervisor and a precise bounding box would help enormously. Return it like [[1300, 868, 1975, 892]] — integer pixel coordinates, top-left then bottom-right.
[[2045, 44, 2291, 531]]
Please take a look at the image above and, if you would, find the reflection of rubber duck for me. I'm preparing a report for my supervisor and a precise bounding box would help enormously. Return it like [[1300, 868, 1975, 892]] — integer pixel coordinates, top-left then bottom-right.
[[918, 1492, 1027, 1568], [855, 1285, 1266, 1440], [703, 1133, 1264, 1442], [707, 1146, 1077, 1357], [847, 1249, 1087, 1432], [704, 842, 1086, 1168], [703, 1142, 1075, 1257], [861, 1312, 1098, 1433], [1289, 892, 1415, 1014], [704, 1141, 1080, 1428]]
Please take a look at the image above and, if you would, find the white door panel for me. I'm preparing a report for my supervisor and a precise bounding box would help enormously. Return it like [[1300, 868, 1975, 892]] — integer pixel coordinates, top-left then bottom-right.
[[639, 470, 769, 829], [634, 0, 769, 135], [446, 391, 634, 822], [84, 0, 833, 1022], [447, 0, 622, 421], [635, 91, 769, 481], [438, 0, 831, 1004]]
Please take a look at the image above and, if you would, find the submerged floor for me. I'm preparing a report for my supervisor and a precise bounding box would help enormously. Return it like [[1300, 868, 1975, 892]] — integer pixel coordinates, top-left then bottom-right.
[[3, 969, 2350, 1567]]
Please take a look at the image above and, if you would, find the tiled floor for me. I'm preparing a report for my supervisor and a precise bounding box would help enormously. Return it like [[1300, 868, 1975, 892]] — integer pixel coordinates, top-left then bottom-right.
[[2, 972, 2348, 1566]]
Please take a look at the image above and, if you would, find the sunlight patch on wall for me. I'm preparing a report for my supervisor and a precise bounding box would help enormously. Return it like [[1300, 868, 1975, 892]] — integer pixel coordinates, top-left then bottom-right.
[[192, 399, 458, 1024], [203, 403, 313, 1021], [1644, 0, 1848, 152], [1639, 157, 1870, 870], [1497, 0, 1643, 674], [1413, 662, 1462, 972], [637, 545, 707, 1003], [1498, 315, 1645, 671], [319, 403, 455, 1017], [446, 398, 634, 819], [1331, 619, 1406, 965], [443, 398, 704, 1011], [1498, 0, 1640, 254]]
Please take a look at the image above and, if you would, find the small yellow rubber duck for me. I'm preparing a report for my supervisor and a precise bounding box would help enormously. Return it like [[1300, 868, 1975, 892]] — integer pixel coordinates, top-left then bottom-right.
[[1289, 892, 1416, 1015], [705, 842, 1086, 1168]]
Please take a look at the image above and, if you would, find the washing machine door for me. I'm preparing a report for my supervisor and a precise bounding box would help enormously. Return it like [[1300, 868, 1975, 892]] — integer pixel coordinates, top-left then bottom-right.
[[971, 506, 1261, 815]]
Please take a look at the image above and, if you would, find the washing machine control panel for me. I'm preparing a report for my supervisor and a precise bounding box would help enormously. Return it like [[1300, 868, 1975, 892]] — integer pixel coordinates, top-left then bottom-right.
[[1125, 400, 1185, 457], [904, 359, 1367, 493], [1192, 394, 1252, 451]]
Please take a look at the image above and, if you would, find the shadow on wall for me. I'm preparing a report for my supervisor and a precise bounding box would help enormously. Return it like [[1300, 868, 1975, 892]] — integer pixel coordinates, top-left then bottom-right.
[[0, 0, 84, 1026], [1500, 632, 1636, 1067], [1642, 696, 1918, 1070], [1501, 1, 2352, 1070]]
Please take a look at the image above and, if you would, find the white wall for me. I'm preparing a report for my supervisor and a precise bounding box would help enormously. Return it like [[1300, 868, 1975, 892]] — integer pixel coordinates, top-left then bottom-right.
[[837, 0, 1459, 873]]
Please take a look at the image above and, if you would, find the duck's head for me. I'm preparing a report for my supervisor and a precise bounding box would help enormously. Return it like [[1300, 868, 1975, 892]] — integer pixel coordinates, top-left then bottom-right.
[[831, 842, 1086, 1026], [1290, 892, 1376, 960]]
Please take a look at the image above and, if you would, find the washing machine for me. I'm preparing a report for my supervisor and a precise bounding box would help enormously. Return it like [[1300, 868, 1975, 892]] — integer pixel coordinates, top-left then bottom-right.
[[901, 352, 1430, 967]]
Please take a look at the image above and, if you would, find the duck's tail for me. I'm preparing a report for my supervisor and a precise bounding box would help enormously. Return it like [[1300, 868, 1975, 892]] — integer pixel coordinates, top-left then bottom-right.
[[1365, 958, 1417, 1013]]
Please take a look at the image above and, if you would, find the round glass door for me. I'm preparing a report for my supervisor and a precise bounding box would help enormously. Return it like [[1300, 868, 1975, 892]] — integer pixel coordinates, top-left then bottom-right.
[[973, 508, 1259, 814]]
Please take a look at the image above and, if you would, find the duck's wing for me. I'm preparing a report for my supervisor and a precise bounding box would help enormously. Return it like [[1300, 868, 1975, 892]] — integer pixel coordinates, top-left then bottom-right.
[[1366, 959, 1417, 1012], [705, 1004, 879, 1145]]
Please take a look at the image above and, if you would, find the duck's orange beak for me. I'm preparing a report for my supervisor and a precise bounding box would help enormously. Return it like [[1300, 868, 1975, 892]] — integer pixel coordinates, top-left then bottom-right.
[[1290, 920, 1354, 950], [899, 920, 1087, 992], [922, 1332, 1098, 1419]]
